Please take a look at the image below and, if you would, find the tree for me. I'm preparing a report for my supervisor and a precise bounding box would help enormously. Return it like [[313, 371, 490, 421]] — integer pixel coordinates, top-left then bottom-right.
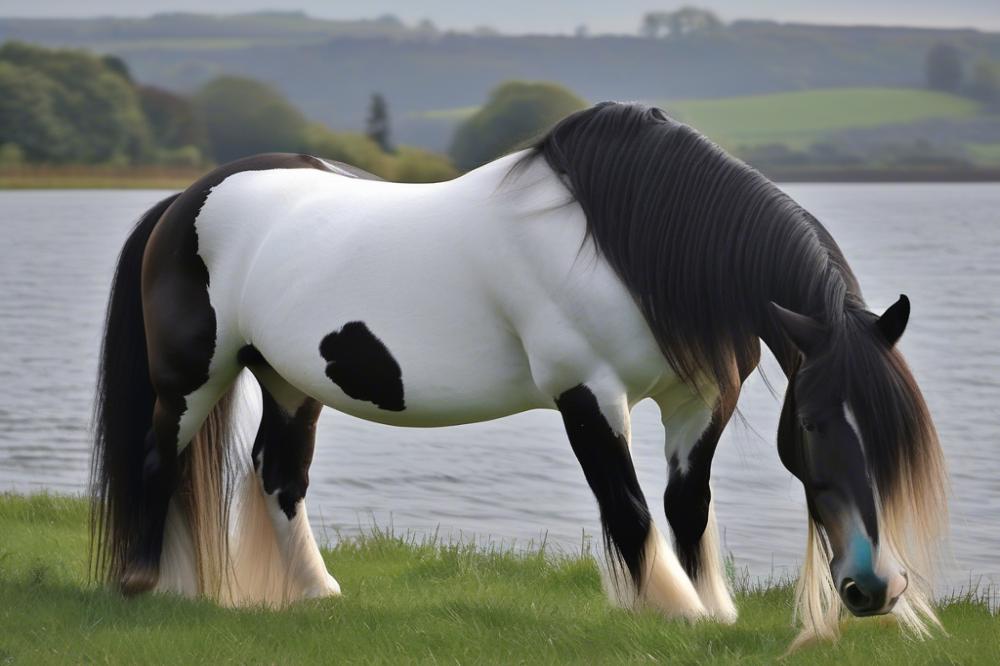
[[448, 81, 587, 171], [970, 59, 1000, 109], [140, 85, 209, 153], [640, 7, 723, 39], [303, 125, 457, 183], [194, 76, 309, 163], [366, 93, 394, 154], [925, 43, 963, 92], [415, 18, 439, 39], [0, 61, 73, 162], [0, 42, 152, 163], [101, 55, 132, 82]]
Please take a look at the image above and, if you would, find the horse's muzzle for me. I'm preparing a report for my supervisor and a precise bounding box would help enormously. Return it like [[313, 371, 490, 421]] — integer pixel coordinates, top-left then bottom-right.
[[839, 570, 908, 616]]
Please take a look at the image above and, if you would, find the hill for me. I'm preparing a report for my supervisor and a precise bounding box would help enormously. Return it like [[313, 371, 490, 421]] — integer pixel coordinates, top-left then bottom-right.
[[423, 86, 1000, 176], [664, 88, 983, 150], [3, 14, 1000, 148]]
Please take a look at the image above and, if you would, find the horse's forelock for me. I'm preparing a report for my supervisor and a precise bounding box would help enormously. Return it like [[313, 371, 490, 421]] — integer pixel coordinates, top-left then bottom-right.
[[841, 317, 947, 634]]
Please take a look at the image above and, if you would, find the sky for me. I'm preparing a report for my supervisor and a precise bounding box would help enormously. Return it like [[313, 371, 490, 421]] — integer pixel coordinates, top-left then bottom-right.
[[1, 0, 997, 34]]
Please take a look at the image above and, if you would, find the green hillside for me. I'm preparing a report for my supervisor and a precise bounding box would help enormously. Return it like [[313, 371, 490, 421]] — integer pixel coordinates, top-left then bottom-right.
[[663, 88, 983, 150], [419, 86, 1000, 174]]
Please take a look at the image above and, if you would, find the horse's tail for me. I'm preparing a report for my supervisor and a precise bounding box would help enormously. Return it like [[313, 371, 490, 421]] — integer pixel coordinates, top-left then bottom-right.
[[90, 193, 180, 587], [91, 192, 254, 598]]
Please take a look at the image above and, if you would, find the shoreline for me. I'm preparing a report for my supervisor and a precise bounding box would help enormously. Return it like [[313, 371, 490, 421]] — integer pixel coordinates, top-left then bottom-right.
[[2, 166, 1000, 190]]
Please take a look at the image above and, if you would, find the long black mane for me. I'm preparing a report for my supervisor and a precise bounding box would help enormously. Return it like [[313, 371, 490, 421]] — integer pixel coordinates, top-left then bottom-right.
[[525, 101, 864, 391]]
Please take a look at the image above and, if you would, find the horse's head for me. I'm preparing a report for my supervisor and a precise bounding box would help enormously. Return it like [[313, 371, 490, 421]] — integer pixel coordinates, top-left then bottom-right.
[[769, 295, 939, 621]]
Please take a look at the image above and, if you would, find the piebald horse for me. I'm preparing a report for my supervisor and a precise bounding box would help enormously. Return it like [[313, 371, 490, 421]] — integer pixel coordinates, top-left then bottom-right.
[[92, 102, 946, 643]]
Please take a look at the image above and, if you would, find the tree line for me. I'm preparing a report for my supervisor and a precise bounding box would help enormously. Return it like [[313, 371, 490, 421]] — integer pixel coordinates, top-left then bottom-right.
[[0, 42, 456, 182], [0, 41, 594, 180], [926, 42, 1000, 110]]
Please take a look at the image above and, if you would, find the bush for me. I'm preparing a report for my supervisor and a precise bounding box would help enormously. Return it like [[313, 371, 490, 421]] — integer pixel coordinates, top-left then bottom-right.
[[140, 85, 210, 156], [155, 145, 204, 167], [195, 76, 309, 163], [304, 125, 458, 183], [389, 147, 457, 182], [449, 81, 587, 171], [304, 124, 392, 175], [0, 143, 25, 166]]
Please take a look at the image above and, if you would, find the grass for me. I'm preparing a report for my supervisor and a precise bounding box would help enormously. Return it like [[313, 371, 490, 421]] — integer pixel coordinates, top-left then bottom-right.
[[413, 106, 480, 121], [0, 165, 207, 190], [661, 88, 983, 150], [965, 142, 1000, 164], [0, 493, 996, 664]]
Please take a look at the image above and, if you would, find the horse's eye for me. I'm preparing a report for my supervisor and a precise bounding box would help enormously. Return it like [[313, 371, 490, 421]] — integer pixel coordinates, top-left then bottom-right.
[[801, 418, 817, 432]]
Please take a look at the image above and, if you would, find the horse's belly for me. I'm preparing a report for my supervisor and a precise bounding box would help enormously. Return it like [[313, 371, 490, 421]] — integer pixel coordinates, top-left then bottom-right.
[[237, 228, 547, 427], [255, 306, 544, 426]]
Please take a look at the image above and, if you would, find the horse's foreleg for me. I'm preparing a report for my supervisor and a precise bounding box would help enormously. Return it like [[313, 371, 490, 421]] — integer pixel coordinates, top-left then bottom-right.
[[555, 382, 706, 620], [661, 397, 738, 623], [246, 361, 340, 601]]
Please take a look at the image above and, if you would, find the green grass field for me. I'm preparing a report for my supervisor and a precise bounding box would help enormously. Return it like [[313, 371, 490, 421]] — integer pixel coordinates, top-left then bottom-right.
[[661, 88, 983, 150], [1, 494, 996, 663]]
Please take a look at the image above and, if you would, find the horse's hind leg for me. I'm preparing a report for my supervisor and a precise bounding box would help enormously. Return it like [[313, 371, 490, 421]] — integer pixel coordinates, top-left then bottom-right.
[[122, 368, 237, 595], [555, 381, 706, 620], [244, 354, 340, 600]]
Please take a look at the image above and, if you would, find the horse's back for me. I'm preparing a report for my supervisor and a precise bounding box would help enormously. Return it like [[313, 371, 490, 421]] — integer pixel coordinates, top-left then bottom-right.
[[189, 163, 542, 424], [187, 153, 673, 425]]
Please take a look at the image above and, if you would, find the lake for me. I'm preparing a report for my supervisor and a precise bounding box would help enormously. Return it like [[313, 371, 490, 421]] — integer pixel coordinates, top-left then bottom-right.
[[1, 184, 997, 591]]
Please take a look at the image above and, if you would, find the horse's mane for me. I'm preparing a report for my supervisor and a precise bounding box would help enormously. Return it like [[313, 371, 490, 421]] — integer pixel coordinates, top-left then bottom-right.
[[519, 101, 947, 641], [521, 101, 863, 392]]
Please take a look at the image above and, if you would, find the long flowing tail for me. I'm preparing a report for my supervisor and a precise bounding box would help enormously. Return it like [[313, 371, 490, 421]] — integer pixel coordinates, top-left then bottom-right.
[[90, 193, 179, 587], [91, 195, 310, 600], [91, 192, 249, 596]]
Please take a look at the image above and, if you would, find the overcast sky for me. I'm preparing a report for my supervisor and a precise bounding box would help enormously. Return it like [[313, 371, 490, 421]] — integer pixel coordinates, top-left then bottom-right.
[[1, 0, 997, 34]]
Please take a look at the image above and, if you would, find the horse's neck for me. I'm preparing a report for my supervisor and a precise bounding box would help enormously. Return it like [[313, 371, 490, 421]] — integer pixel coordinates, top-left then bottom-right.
[[454, 152, 844, 380]]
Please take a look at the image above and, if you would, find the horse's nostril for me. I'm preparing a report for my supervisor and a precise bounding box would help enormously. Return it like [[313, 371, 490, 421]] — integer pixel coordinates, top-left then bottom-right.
[[842, 579, 871, 610]]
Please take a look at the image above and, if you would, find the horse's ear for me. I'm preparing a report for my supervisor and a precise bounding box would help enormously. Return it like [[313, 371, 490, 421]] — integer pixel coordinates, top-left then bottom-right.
[[876, 294, 910, 347], [769, 302, 825, 356]]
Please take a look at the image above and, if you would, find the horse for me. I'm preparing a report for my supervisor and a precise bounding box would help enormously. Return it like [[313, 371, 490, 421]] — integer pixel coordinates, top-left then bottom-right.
[[91, 101, 947, 643]]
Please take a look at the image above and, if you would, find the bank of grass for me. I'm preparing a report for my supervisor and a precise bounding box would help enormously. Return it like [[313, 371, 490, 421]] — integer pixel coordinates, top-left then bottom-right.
[[0, 494, 995, 663], [0, 165, 208, 190]]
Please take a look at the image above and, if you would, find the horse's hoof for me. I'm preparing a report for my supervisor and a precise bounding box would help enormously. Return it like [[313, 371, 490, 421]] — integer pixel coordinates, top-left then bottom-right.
[[120, 565, 159, 597], [303, 573, 342, 599]]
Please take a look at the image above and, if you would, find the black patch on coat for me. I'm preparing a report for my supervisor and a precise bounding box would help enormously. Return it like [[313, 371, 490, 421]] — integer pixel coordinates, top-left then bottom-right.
[[319, 322, 405, 411], [252, 389, 322, 520], [555, 384, 650, 590]]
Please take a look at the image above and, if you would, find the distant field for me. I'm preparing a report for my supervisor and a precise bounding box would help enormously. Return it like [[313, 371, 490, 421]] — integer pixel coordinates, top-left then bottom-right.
[[661, 88, 983, 150], [2, 493, 997, 664], [418, 87, 986, 152], [415, 106, 479, 121]]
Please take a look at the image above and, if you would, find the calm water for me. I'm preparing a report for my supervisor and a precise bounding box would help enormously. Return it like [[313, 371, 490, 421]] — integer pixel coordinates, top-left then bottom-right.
[[1, 185, 997, 590]]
